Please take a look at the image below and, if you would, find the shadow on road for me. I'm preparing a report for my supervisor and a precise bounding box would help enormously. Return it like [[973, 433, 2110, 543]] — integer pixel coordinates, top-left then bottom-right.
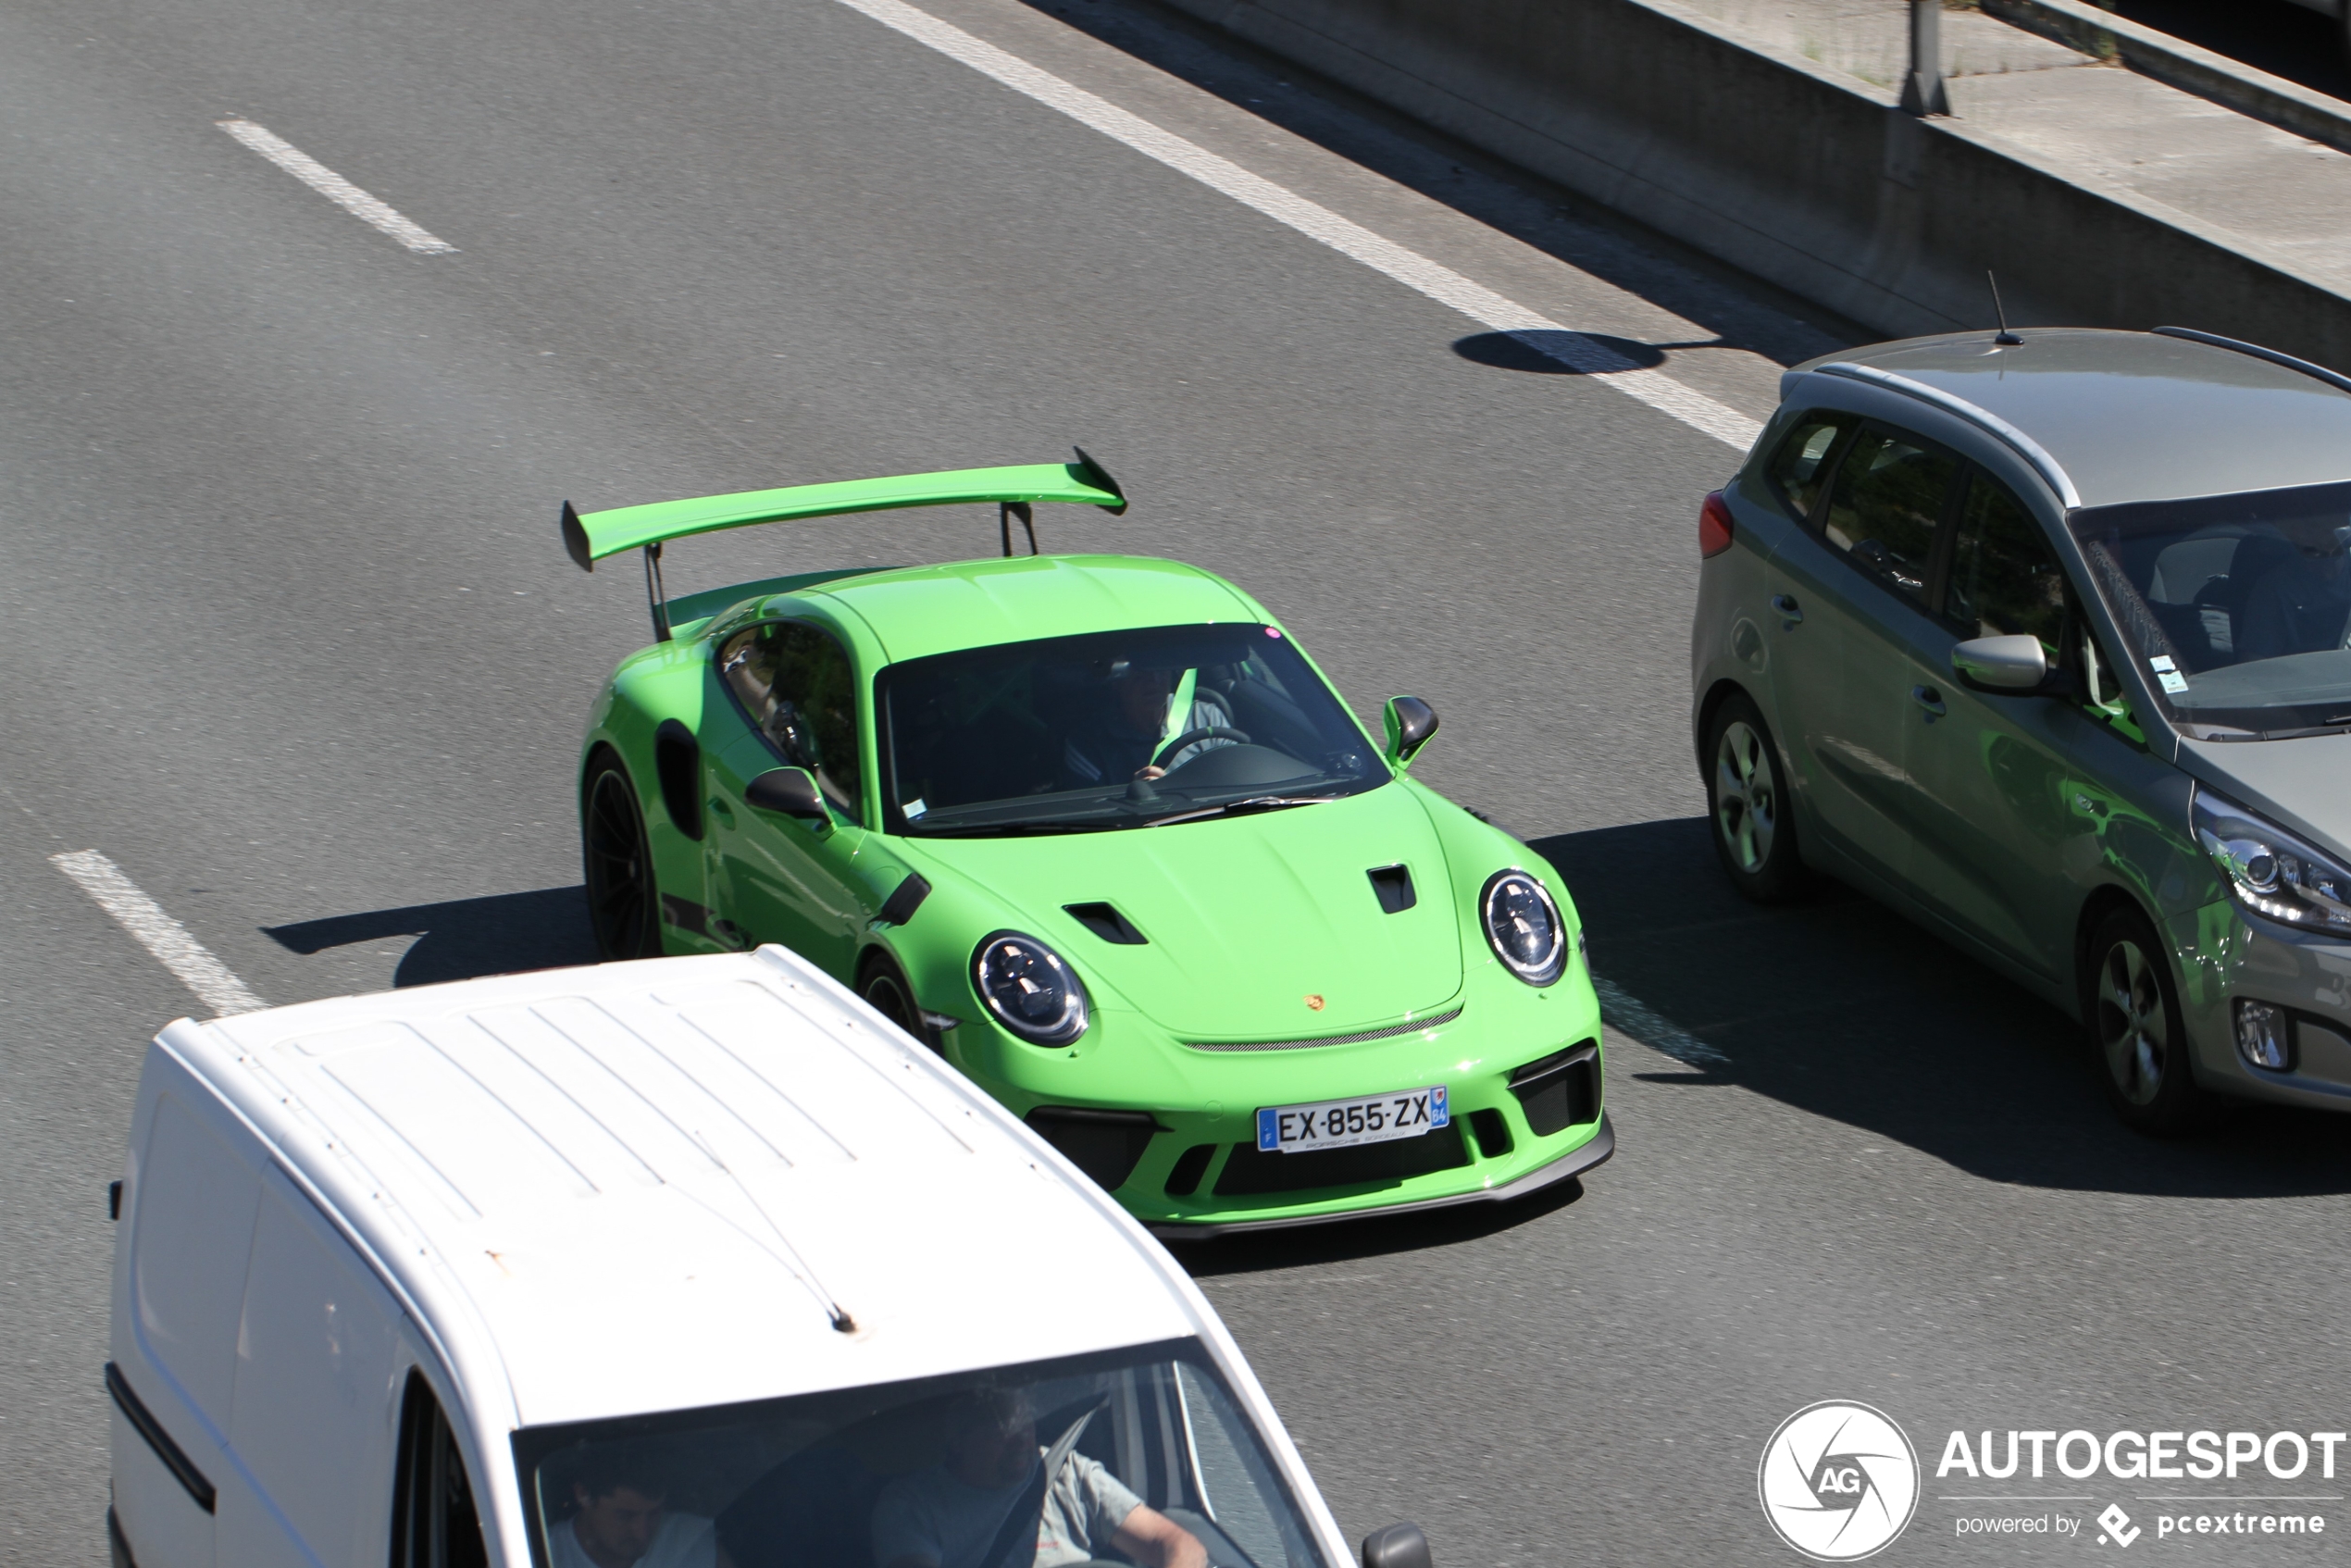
[[1453, 330, 1710, 374], [264, 886, 597, 987], [1531, 815, 2351, 1201], [1176, 1176, 1586, 1277]]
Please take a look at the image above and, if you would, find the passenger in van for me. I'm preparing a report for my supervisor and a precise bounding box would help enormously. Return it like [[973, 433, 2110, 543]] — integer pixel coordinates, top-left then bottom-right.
[[872, 1388, 1206, 1568], [2236, 517, 2351, 663], [553, 1445, 730, 1568]]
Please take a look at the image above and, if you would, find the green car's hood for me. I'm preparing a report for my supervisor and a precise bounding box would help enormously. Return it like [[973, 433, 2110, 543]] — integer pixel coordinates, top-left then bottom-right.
[[909, 783, 1463, 1039]]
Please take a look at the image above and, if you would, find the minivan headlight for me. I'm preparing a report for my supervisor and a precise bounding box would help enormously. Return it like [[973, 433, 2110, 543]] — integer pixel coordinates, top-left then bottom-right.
[[972, 931, 1091, 1044], [2193, 789, 2351, 937], [1482, 870, 1566, 986]]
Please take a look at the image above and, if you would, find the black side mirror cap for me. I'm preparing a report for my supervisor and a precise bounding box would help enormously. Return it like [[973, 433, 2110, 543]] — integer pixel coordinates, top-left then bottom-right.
[[744, 766, 828, 823], [1362, 1522, 1432, 1568], [1384, 696, 1438, 766]]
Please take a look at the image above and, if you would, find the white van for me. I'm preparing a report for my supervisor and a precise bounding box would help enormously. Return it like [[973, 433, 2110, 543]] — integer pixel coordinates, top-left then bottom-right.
[[106, 945, 1426, 1568]]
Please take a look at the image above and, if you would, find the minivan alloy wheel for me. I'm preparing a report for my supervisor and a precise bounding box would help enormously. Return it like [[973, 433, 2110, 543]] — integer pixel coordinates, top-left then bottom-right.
[[2096, 937, 2170, 1106], [1714, 720, 1778, 873]]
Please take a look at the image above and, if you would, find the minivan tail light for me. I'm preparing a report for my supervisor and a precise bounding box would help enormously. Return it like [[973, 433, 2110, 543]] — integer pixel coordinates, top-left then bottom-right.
[[1698, 491, 1735, 558]]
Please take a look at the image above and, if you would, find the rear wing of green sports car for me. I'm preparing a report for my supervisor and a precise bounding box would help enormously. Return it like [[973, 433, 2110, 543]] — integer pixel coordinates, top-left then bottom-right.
[[560, 450, 1126, 641]]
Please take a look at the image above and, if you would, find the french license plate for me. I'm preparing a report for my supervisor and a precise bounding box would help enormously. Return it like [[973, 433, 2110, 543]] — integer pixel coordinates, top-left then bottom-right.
[[1256, 1087, 1449, 1153]]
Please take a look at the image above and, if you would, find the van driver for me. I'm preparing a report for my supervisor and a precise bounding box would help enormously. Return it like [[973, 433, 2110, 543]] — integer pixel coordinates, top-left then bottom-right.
[[872, 1390, 1207, 1568], [2237, 516, 2351, 663], [552, 1449, 730, 1568]]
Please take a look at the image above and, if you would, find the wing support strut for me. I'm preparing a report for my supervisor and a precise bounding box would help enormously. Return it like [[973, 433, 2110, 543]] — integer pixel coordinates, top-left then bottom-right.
[[1000, 501, 1038, 557], [643, 542, 672, 642]]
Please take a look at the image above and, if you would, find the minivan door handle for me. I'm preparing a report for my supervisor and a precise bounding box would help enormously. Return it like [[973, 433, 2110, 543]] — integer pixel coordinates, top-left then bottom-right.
[[1911, 684, 1947, 720], [1770, 594, 1803, 626]]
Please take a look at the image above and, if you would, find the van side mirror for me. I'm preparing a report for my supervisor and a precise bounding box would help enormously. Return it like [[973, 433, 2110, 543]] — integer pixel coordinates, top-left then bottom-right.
[[1951, 634, 2050, 692], [1383, 696, 1438, 766], [745, 766, 828, 823], [1362, 1522, 1432, 1568]]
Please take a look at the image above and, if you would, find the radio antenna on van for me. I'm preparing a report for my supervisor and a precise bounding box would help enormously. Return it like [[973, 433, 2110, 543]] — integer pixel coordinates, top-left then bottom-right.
[[1987, 272, 2022, 346], [690, 1131, 860, 1334]]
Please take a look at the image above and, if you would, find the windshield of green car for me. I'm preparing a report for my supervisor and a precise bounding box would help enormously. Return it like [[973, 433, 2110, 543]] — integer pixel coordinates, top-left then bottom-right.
[[2069, 479, 2351, 739], [877, 623, 1386, 834], [510, 1338, 1333, 1568]]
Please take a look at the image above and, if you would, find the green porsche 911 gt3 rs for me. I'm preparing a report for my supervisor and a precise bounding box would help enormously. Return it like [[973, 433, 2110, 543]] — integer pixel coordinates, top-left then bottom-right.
[[563, 454, 1611, 1234]]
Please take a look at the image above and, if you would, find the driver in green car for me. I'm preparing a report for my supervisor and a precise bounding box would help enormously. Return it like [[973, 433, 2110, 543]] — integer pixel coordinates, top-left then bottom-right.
[[1063, 658, 1237, 787]]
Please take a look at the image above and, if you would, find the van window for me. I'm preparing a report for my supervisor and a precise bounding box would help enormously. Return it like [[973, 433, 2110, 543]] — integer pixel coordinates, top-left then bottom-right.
[[392, 1373, 489, 1568], [1817, 427, 1959, 605], [229, 1169, 399, 1559], [1944, 473, 2066, 650], [1765, 412, 1854, 520], [512, 1339, 1332, 1568], [132, 1095, 263, 1426], [719, 621, 865, 823]]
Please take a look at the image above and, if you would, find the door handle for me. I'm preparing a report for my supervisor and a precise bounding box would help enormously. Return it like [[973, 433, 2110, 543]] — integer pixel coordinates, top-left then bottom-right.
[[707, 795, 735, 822], [1911, 684, 1947, 720], [1771, 594, 1803, 625]]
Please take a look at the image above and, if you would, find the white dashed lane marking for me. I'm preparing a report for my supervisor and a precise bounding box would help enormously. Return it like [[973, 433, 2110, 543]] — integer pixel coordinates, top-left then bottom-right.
[[824, 0, 1762, 451], [51, 850, 266, 1017], [216, 119, 457, 255]]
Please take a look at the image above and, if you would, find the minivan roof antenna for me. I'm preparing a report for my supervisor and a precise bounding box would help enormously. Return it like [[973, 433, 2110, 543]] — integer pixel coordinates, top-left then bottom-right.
[[1987, 271, 2022, 346]]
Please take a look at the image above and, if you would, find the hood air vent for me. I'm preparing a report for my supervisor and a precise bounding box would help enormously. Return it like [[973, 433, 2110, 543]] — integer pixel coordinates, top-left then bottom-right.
[[1064, 902, 1147, 944], [1367, 865, 1415, 914]]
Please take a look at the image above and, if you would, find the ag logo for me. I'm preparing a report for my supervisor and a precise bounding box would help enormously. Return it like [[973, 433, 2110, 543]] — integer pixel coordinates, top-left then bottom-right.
[[1758, 1400, 1920, 1562]]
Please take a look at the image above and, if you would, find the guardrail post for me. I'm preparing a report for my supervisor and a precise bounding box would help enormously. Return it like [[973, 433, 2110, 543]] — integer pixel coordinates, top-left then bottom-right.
[[1900, 0, 1951, 115]]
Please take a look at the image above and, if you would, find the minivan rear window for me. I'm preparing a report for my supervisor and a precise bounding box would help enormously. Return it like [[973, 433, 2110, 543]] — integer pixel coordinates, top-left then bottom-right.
[[2070, 479, 2351, 738], [511, 1339, 1333, 1568]]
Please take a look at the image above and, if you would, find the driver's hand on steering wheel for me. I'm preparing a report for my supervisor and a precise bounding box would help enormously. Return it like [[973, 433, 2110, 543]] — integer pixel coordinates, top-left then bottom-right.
[[1131, 765, 1167, 782]]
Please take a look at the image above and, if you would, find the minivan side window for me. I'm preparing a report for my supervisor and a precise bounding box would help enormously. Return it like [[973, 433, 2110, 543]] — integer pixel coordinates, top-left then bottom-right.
[[718, 621, 865, 823], [1944, 472, 2066, 650], [1766, 412, 1854, 519], [1818, 427, 1959, 605], [391, 1373, 489, 1568]]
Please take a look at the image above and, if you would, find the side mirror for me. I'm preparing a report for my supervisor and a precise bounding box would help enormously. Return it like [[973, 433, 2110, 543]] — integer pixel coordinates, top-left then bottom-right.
[[744, 766, 828, 824], [1951, 634, 2049, 692], [1383, 696, 1438, 766], [1361, 1522, 1432, 1568]]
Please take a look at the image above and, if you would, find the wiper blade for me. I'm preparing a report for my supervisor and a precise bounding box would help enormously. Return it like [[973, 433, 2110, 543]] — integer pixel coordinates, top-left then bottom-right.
[[914, 819, 1119, 837], [1144, 794, 1339, 827]]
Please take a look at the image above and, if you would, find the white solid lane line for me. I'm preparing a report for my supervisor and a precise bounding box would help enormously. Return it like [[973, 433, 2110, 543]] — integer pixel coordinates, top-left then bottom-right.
[[216, 119, 456, 255], [1592, 975, 1730, 1067], [825, 0, 1762, 451], [50, 850, 266, 1017]]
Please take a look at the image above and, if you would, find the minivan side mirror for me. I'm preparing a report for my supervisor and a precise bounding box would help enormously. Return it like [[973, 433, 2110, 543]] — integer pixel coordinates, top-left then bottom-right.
[[745, 766, 828, 824], [1361, 1522, 1433, 1568], [1384, 696, 1439, 766], [1951, 634, 2050, 692]]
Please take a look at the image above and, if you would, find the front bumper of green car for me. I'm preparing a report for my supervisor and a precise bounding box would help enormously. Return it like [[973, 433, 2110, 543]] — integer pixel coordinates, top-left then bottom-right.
[[939, 962, 1611, 1237]]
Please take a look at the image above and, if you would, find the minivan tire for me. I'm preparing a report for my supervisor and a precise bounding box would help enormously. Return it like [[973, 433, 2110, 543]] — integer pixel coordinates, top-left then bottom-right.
[[583, 753, 663, 962], [1704, 692, 1809, 902], [2084, 904, 2208, 1135]]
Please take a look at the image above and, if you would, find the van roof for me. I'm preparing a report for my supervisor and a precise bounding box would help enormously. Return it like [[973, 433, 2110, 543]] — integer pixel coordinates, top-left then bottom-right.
[[163, 948, 1200, 1431]]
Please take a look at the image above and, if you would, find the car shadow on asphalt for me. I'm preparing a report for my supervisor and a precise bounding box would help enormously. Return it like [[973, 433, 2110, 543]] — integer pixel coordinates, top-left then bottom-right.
[[263, 887, 598, 988], [1527, 815, 2351, 1201]]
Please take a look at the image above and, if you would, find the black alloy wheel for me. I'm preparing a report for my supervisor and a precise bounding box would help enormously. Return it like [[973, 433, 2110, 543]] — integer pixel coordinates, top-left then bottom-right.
[[583, 755, 661, 961], [1704, 691, 1810, 902], [858, 953, 934, 1051], [2084, 904, 2208, 1135]]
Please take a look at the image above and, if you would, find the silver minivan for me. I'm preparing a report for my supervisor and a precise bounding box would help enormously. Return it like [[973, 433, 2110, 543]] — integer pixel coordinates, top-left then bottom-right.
[[1691, 327, 2351, 1132]]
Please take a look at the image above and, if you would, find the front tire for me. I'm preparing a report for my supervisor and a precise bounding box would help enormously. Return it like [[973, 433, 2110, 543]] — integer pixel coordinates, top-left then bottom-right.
[[583, 753, 662, 961], [857, 952, 935, 1052], [1704, 692, 1808, 902], [2084, 905, 2207, 1135]]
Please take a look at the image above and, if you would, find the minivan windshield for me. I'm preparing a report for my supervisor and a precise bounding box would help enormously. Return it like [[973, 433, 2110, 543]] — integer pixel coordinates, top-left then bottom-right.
[[2069, 479, 2351, 738], [512, 1339, 1331, 1568], [877, 624, 1385, 834]]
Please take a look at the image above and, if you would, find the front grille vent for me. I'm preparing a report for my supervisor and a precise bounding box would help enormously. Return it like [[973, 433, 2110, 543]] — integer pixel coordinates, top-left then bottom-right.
[[1185, 1004, 1463, 1053]]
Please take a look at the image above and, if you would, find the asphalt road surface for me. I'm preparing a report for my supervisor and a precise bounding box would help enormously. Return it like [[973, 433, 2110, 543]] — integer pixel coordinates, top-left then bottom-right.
[[6, 0, 2350, 1562]]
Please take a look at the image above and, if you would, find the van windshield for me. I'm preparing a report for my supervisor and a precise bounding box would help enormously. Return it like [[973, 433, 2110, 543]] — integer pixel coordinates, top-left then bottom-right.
[[876, 624, 1385, 835], [2070, 479, 2351, 738], [511, 1339, 1333, 1568]]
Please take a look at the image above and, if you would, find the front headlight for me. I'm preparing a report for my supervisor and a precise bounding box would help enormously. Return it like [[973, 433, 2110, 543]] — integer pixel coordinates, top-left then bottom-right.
[[1482, 870, 1567, 986], [972, 931, 1091, 1044], [2193, 788, 2351, 937]]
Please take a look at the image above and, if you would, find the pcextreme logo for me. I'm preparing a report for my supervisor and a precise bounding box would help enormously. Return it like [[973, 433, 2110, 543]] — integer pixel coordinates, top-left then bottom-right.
[[1759, 1401, 1922, 1561]]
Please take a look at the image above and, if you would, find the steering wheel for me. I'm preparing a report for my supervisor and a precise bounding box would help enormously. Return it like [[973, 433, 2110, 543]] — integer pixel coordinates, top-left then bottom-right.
[[1151, 727, 1250, 768]]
